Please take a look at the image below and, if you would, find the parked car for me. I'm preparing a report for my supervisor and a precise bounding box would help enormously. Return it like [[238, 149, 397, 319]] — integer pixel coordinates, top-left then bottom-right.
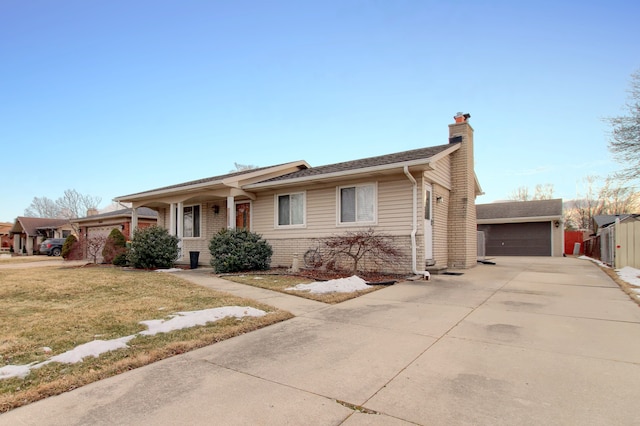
[[40, 238, 65, 256]]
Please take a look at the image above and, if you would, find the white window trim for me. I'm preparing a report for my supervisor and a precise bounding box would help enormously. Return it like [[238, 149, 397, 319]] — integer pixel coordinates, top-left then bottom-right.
[[336, 182, 378, 226], [182, 204, 202, 239], [274, 191, 307, 229]]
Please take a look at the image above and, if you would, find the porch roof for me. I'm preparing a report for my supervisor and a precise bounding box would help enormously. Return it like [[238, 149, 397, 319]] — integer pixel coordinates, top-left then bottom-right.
[[115, 161, 310, 204], [11, 217, 70, 236]]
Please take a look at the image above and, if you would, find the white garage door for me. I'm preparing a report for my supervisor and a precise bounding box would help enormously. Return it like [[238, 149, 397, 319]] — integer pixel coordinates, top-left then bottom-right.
[[87, 226, 116, 263]]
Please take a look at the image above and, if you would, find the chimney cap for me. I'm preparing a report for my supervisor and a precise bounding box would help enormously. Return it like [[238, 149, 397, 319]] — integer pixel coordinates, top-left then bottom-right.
[[454, 112, 471, 123]]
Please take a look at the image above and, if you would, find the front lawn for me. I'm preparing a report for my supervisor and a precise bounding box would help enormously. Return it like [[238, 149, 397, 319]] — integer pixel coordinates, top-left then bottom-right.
[[0, 265, 292, 413]]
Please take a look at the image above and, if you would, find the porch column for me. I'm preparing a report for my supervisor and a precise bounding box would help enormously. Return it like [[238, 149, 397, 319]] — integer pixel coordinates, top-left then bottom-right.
[[26, 236, 33, 255], [177, 202, 184, 238], [131, 208, 138, 235], [227, 196, 235, 229], [177, 202, 184, 259], [169, 203, 177, 236], [13, 235, 19, 253]]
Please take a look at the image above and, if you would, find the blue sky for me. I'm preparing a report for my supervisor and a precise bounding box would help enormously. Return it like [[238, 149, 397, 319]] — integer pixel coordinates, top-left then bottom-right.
[[2, 0, 638, 222]]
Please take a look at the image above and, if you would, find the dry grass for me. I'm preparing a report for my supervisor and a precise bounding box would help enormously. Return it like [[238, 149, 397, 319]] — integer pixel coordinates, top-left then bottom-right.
[[0, 265, 292, 413], [599, 265, 640, 307], [222, 273, 384, 304]]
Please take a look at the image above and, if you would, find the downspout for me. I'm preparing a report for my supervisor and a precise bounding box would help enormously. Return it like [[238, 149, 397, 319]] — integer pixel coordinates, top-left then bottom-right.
[[404, 166, 430, 280]]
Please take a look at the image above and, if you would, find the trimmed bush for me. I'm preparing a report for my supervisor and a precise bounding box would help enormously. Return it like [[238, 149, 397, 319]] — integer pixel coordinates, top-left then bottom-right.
[[102, 228, 128, 265], [62, 235, 83, 260], [127, 226, 179, 269], [209, 228, 272, 273]]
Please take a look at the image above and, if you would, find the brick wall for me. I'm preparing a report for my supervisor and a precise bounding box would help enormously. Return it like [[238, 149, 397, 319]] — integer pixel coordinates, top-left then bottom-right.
[[447, 120, 478, 269]]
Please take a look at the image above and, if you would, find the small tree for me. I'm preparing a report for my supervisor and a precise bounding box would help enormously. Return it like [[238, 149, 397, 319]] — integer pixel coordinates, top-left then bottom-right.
[[209, 228, 272, 273], [319, 228, 402, 274], [127, 226, 179, 269], [102, 228, 128, 265], [86, 234, 108, 264]]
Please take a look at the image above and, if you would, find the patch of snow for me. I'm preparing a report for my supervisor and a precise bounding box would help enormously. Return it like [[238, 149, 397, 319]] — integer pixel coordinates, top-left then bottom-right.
[[155, 268, 183, 273], [0, 364, 36, 380], [1, 306, 267, 380], [47, 336, 136, 364], [616, 266, 640, 287], [139, 306, 266, 336], [286, 275, 371, 294]]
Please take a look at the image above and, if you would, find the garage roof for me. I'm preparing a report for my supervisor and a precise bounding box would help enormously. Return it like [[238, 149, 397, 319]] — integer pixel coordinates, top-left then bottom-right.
[[477, 199, 563, 221]]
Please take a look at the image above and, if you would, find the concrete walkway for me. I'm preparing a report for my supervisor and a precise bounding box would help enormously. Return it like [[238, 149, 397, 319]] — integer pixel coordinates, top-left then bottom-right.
[[2, 257, 640, 425]]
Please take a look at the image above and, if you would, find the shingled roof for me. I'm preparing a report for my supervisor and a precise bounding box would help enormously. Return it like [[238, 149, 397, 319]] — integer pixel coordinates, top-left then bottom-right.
[[118, 162, 306, 199], [75, 207, 158, 222], [477, 199, 563, 220], [11, 217, 70, 236], [253, 143, 456, 184]]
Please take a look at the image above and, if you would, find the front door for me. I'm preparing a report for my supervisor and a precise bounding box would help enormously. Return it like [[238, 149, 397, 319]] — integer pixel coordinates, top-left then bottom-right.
[[235, 202, 251, 229], [424, 183, 433, 262]]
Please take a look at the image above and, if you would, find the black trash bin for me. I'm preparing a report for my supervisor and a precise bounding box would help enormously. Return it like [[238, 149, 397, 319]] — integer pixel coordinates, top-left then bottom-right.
[[189, 251, 200, 269]]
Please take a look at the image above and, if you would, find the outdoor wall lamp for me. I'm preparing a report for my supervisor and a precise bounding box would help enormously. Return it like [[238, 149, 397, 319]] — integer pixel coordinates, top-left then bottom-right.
[[436, 196, 443, 204], [554, 221, 560, 228], [213, 205, 220, 215]]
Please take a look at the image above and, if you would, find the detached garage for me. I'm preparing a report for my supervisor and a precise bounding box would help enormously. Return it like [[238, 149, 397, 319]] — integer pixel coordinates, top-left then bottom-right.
[[476, 199, 564, 257]]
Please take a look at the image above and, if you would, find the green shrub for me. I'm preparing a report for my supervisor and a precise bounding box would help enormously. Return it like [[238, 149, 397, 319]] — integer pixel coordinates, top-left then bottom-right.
[[102, 228, 128, 264], [61, 235, 77, 259], [127, 226, 179, 269], [208, 228, 272, 273]]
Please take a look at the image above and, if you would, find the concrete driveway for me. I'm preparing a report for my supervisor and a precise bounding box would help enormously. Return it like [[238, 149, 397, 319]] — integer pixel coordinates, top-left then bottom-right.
[[2, 257, 639, 425]]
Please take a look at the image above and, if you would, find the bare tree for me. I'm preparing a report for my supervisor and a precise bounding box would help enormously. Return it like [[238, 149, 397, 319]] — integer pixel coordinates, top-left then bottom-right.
[[24, 196, 62, 218], [509, 186, 530, 201], [533, 183, 555, 200], [563, 176, 639, 231], [509, 184, 554, 201], [606, 69, 640, 181], [57, 189, 101, 219], [319, 228, 402, 274], [86, 234, 108, 264]]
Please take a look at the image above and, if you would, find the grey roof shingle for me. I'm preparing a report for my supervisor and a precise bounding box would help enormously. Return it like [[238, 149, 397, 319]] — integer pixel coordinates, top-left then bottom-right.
[[120, 163, 299, 198], [75, 207, 158, 222], [12, 217, 70, 236], [259, 144, 455, 183], [476, 199, 563, 220]]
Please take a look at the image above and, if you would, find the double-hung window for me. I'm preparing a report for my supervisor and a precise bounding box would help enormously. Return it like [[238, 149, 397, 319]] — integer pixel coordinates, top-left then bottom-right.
[[183, 205, 201, 237], [277, 192, 305, 227], [339, 183, 376, 224]]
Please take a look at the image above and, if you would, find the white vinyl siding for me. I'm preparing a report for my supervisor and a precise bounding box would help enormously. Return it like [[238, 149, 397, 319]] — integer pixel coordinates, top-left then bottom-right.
[[276, 192, 305, 227]]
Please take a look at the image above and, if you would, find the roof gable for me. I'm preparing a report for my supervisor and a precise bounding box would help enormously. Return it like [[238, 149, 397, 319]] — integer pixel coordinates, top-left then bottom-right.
[[11, 217, 70, 236]]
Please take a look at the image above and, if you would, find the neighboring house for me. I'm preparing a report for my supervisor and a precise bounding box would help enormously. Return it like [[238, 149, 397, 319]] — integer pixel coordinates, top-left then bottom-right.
[[9, 217, 74, 255], [115, 113, 482, 273], [476, 199, 564, 257], [74, 207, 158, 263], [0, 222, 13, 252]]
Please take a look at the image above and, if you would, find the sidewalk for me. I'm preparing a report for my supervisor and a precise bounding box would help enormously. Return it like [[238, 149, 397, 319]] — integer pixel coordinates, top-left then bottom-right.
[[2, 257, 639, 425]]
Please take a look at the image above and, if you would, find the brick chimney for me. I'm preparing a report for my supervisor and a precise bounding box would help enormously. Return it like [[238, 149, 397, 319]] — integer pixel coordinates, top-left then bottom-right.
[[86, 208, 99, 217], [447, 112, 478, 268]]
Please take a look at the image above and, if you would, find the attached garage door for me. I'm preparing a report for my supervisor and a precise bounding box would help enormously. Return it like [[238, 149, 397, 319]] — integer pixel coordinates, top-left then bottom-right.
[[87, 226, 115, 263], [478, 222, 551, 256]]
